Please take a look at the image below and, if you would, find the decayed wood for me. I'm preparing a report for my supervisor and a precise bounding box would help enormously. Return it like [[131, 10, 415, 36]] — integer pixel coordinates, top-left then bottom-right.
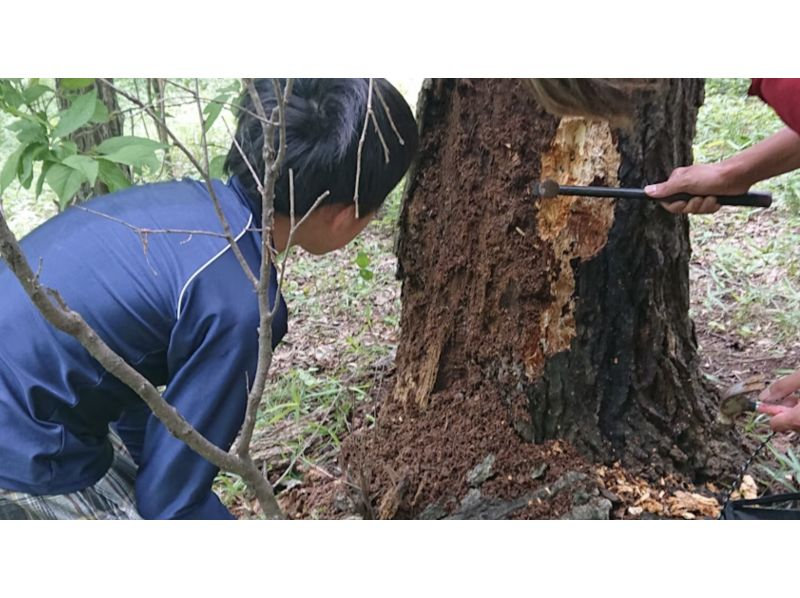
[[391, 78, 742, 478]]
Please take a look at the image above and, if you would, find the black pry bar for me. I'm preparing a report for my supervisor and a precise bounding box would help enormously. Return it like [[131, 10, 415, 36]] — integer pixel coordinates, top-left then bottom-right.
[[556, 184, 772, 209]]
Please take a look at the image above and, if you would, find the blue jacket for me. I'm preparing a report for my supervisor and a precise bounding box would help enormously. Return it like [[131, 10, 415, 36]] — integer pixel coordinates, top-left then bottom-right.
[[0, 176, 287, 519]]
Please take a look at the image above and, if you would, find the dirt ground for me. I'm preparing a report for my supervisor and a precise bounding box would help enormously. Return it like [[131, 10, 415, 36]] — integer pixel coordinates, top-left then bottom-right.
[[280, 377, 726, 520]]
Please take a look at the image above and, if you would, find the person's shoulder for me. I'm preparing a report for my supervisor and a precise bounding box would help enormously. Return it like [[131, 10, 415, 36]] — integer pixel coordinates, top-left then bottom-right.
[[83, 177, 220, 210], [78, 177, 250, 234]]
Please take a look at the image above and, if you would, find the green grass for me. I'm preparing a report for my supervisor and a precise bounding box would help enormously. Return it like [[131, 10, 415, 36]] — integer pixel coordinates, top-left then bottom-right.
[[215, 367, 373, 513], [757, 444, 800, 493], [690, 79, 800, 343], [694, 79, 800, 211], [692, 79, 800, 496]]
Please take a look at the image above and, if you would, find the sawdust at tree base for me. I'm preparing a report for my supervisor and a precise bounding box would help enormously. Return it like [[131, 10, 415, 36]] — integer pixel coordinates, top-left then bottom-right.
[[280, 381, 724, 520]]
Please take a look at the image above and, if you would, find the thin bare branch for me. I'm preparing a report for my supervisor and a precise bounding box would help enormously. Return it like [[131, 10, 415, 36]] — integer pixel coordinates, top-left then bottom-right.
[[271, 186, 331, 320], [370, 109, 390, 164], [353, 78, 375, 219], [75, 207, 230, 240], [271, 79, 288, 175], [101, 78, 259, 290], [374, 82, 406, 146], [221, 114, 263, 195], [0, 204, 284, 519], [236, 78, 284, 467]]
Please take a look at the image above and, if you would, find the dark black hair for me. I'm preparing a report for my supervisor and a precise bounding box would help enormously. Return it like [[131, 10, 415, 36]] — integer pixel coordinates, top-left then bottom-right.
[[224, 79, 418, 218]]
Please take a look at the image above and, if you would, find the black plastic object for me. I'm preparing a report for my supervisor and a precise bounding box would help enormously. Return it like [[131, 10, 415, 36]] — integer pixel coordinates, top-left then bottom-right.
[[722, 492, 800, 520], [541, 183, 773, 209]]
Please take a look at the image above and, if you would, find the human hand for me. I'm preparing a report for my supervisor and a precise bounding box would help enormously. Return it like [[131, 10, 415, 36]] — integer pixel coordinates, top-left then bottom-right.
[[644, 163, 750, 215], [757, 369, 800, 433]]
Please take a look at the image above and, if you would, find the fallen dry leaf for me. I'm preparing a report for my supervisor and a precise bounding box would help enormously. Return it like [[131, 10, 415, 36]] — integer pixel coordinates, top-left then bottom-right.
[[731, 474, 758, 501], [668, 491, 720, 519], [641, 500, 664, 514]]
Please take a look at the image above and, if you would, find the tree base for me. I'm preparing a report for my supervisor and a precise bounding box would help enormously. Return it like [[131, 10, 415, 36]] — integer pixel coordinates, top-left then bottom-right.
[[280, 379, 738, 520]]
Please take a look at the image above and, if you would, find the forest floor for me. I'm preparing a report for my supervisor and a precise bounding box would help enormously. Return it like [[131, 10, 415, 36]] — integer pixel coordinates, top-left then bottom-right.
[[218, 79, 800, 519]]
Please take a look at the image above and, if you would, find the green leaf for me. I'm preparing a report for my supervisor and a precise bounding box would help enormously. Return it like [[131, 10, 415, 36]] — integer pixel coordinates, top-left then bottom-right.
[[0, 145, 26, 194], [102, 146, 160, 171], [22, 84, 52, 104], [19, 144, 47, 189], [355, 251, 370, 269], [209, 154, 227, 179], [97, 159, 131, 193], [98, 137, 166, 172], [203, 95, 226, 132], [35, 162, 53, 200], [0, 84, 24, 110], [90, 99, 109, 124], [46, 163, 87, 207], [96, 136, 167, 172], [9, 118, 47, 144], [54, 141, 78, 160], [359, 269, 374, 281], [96, 136, 167, 155], [60, 78, 94, 91], [62, 155, 99, 187], [53, 90, 98, 138]]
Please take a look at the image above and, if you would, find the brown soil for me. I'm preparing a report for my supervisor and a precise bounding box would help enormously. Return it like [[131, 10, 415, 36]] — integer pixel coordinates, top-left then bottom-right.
[[280, 377, 726, 520]]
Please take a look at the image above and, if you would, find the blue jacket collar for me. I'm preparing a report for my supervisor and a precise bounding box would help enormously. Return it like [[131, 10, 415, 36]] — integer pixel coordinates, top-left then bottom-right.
[[228, 175, 262, 226]]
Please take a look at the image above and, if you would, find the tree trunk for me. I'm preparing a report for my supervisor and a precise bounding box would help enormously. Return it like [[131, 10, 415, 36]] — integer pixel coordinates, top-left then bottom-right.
[[56, 78, 130, 202], [147, 78, 174, 178], [343, 79, 744, 519]]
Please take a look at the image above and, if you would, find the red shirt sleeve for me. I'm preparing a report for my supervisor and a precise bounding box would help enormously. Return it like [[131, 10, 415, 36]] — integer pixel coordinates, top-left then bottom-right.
[[749, 78, 800, 134]]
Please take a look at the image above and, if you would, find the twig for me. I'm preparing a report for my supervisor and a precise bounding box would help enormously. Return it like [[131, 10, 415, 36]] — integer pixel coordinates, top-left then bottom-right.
[[236, 78, 284, 476], [373, 82, 405, 147], [0, 203, 286, 518], [235, 79, 329, 512], [221, 114, 263, 195], [75, 207, 230, 239], [165, 79, 276, 126], [101, 78, 259, 290], [370, 109, 390, 164], [353, 78, 375, 219]]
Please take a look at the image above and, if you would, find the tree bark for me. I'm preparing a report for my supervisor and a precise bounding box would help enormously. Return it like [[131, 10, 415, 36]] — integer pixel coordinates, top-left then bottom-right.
[[389, 78, 740, 482], [148, 78, 174, 178], [56, 78, 130, 202]]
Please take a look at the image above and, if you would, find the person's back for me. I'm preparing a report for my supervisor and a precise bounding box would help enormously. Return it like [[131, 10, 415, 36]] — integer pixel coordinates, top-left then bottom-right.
[[0, 176, 286, 517], [0, 78, 418, 519]]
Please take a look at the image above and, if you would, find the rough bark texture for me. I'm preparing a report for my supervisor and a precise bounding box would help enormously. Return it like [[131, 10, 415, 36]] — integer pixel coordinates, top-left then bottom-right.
[[387, 78, 740, 481]]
